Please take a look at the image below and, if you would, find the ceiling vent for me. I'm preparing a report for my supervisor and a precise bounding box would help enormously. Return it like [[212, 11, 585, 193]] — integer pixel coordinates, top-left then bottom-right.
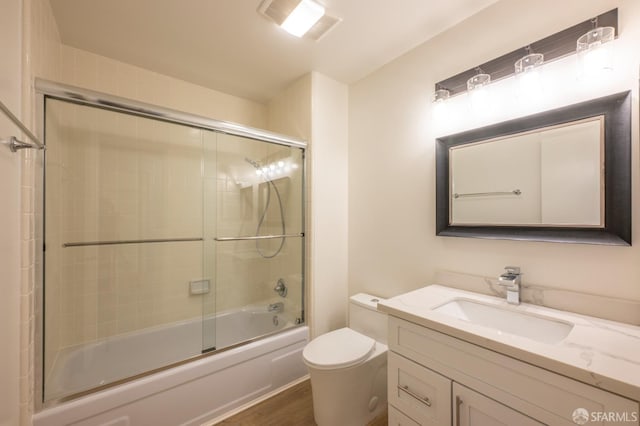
[[258, 0, 341, 41]]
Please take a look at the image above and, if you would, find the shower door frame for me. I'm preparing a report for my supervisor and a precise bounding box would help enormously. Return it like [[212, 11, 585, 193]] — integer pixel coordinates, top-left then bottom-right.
[[34, 79, 307, 409]]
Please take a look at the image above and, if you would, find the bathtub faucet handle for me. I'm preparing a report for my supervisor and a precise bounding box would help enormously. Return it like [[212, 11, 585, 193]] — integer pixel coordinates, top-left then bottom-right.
[[274, 278, 287, 297]]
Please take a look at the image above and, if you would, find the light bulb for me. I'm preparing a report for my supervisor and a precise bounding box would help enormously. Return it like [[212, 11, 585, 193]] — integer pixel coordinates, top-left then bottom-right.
[[514, 53, 544, 106]]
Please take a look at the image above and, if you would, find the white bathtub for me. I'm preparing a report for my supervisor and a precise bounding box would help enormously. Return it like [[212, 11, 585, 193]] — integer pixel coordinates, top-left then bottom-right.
[[36, 307, 309, 426]]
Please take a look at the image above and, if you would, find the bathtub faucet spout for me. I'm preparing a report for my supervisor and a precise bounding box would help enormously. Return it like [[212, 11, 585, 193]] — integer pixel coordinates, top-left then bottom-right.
[[268, 302, 284, 313]]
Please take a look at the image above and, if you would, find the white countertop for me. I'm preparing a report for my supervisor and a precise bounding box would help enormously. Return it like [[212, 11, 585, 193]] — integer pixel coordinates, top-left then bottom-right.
[[378, 284, 640, 401]]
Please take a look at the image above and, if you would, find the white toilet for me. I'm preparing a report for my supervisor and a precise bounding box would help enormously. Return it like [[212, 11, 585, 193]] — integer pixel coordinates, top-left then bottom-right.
[[303, 293, 388, 426]]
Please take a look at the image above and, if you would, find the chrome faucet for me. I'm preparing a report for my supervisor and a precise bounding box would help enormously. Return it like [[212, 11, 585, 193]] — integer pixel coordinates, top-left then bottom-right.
[[498, 266, 521, 305], [268, 302, 284, 313]]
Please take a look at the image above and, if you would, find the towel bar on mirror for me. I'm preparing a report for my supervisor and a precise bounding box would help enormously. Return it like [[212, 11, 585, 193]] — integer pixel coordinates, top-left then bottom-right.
[[453, 189, 521, 199]]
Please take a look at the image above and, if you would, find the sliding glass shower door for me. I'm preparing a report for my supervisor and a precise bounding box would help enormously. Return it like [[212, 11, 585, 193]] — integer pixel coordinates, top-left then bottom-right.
[[206, 133, 304, 351], [42, 97, 304, 402], [43, 99, 209, 401]]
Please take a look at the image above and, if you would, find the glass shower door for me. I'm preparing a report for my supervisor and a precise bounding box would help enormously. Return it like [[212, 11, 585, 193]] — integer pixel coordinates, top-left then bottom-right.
[[208, 133, 305, 350], [42, 99, 211, 401], [41, 95, 305, 403]]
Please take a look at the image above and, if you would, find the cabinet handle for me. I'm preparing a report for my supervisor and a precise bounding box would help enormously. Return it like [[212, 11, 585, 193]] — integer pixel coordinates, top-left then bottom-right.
[[398, 385, 432, 407], [455, 396, 463, 426]]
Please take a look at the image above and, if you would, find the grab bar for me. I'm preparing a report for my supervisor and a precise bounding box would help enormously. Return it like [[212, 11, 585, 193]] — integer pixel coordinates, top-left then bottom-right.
[[214, 233, 304, 242], [453, 189, 521, 199], [0, 99, 45, 152], [62, 237, 203, 248]]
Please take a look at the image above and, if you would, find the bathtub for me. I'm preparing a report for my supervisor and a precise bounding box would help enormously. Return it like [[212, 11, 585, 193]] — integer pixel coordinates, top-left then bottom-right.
[[35, 306, 309, 426]]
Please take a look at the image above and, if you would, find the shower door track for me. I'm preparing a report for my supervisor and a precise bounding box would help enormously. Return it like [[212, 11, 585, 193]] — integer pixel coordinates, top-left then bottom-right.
[[34, 79, 307, 149]]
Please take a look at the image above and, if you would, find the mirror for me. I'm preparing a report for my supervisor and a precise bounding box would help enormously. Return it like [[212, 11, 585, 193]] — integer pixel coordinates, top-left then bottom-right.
[[450, 116, 604, 227], [436, 91, 631, 245]]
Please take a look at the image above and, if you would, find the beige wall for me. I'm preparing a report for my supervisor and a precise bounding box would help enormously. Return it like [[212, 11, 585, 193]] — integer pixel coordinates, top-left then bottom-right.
[[349, 0, 640, 311], [0, 1, 23, 425], [266, 73, 349, 338], [267, 74, 312, 140], [267, 76, 313, 334], [309, 73, 349, 337]]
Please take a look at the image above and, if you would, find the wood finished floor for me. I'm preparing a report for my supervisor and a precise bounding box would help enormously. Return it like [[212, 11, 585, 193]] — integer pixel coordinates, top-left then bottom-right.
[[217, 379, 388, 426]]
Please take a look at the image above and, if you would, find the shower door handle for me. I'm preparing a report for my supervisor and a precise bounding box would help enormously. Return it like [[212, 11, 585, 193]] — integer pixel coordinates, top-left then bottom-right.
[[63, 237, 204, 248], [214, 233, 304, 242]]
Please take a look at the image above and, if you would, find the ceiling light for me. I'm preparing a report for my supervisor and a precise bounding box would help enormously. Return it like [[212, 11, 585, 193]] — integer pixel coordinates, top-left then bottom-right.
[[280, 0, 325, 38]]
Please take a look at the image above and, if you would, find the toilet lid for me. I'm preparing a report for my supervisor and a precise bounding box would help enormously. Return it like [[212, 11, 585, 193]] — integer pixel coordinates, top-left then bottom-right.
[[303, 327, 375, 370]]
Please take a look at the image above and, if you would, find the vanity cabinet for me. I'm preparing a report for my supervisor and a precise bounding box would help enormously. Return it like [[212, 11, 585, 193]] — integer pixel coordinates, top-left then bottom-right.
[[387, 316, 639, 426]]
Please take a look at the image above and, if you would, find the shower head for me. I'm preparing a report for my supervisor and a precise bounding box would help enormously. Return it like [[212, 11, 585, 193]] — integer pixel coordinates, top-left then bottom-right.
[[245, 157, 262, 170]]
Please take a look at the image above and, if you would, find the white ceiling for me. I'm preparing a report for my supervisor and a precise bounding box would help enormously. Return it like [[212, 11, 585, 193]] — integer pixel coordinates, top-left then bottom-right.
[[48, 0, 498, 103]]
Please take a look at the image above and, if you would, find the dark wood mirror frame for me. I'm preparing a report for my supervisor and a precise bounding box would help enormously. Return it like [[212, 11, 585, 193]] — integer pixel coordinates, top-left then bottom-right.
[[436, 91, 631, 246]]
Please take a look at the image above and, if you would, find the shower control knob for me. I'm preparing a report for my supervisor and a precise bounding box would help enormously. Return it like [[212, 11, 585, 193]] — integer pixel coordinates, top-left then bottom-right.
[[274, 278, 288, 297]]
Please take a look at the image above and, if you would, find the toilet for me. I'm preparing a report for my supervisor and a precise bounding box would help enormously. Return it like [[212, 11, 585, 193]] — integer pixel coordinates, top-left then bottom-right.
[[303, 293, 388, 426]]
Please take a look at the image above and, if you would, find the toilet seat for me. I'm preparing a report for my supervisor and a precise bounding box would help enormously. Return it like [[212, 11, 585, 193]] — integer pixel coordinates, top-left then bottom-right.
[[302, 327, 375, 370]]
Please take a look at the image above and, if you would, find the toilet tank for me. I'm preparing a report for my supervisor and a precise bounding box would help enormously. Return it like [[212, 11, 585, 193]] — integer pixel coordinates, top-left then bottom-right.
[[349, 293, 388, 344]]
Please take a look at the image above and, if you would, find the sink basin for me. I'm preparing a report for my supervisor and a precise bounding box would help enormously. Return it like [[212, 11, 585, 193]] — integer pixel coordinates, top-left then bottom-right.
[[432, 299, 574, 344]]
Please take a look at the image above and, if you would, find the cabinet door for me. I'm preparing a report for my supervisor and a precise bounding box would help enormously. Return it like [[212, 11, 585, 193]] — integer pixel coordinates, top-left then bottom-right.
[[453, 383, 544, 426]]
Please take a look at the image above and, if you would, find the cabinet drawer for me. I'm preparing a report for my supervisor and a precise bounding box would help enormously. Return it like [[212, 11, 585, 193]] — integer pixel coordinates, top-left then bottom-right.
[[389, 316, 639, 425], [388, 404, 421, 426], [388, 351, 452, 425]]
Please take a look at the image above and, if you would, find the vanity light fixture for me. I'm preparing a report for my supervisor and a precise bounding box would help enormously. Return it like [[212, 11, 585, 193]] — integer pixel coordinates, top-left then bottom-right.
[[466, 71, 491, 91], [434, 9, 617, 97], [433, 88, 451, 103], [514, 51, 544, 74], [467, 70, 492, 113], [577, 25, 615, 76], [514, 50, 544, 99], [432, 87, 451, 119], [280, 0, 325, 37]]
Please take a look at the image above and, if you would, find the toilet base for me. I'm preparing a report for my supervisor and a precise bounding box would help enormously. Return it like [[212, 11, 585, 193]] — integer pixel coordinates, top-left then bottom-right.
[[308, 343, 387, 426]]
